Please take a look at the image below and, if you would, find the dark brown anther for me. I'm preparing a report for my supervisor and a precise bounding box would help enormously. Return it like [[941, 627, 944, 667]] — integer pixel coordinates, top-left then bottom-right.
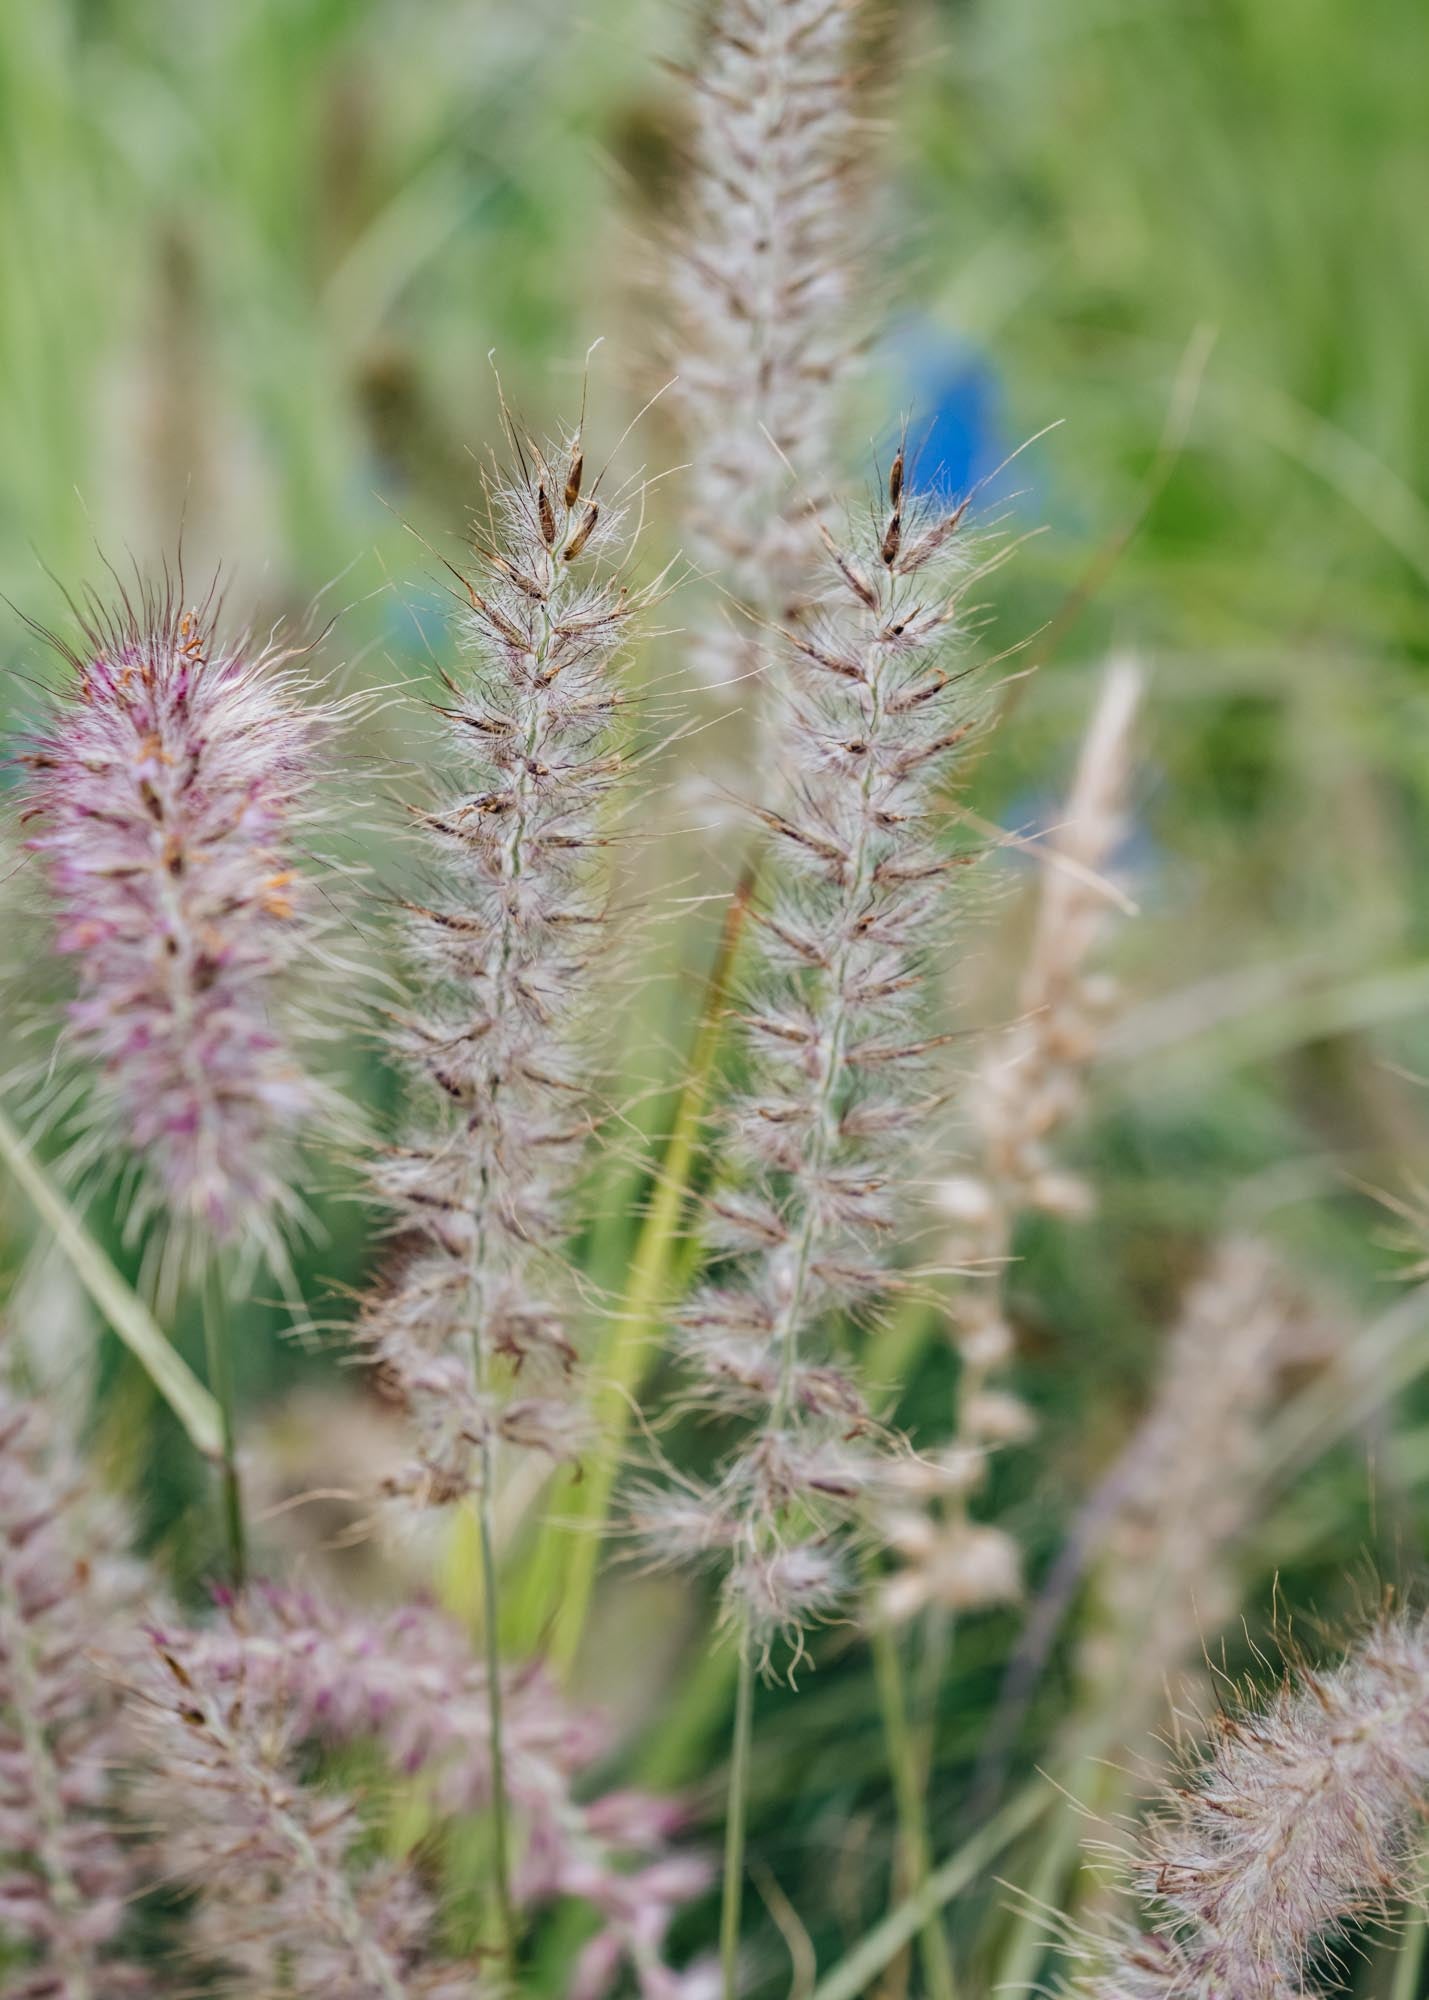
[[833, 549, 878, 609], [537, 483, 558, 548], [562, 500, 599, 561], [564, 448, 584, 508], [888, 448, 904, 509], [880, 510, 902, 567]]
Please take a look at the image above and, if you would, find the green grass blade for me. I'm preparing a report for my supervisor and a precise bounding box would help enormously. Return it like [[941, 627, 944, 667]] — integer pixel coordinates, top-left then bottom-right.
[[809, 1779, 1050, 2000], [0, 1103, 222, 1458], [868, 1593, 958, 2000], [539, 867, 755, 1676]]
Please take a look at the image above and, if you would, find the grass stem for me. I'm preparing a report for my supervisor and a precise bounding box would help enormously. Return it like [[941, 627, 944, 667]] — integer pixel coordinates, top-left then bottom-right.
[[869, 1597, 957, 2000], [811, 1778, 1050, 2000], [201, 1258, 246, 1590], [476, 1450, 519, 1977], [721, 1635, 756, 2000]]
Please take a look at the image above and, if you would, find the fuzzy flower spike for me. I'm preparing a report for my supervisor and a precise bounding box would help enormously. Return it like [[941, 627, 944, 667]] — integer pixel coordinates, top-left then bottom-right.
[[1082, 1614, 1429, 2000], [20, 579, 333, 1255], [132, 1626, 495, 1999], [673, 0, 862, 686], [151, 1586, 712, 2000], [363, 418, 661, 1508], [0, 1379, 149, 1998], [641, 454, 992, 1655]]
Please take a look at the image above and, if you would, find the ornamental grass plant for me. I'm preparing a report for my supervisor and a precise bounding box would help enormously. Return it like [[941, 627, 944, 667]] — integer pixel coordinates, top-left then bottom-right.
[[2, 2, 1428, 1998]]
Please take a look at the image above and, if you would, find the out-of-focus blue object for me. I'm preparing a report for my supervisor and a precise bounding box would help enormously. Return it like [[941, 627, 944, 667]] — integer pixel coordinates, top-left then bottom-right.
[[885, 319, 1013, 504]]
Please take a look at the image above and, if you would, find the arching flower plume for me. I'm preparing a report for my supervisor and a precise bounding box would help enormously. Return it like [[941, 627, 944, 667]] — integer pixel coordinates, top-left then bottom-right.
[[361, 421, 662, 1507], [637, 457, 995, 1656], [140, 1586, 711, 2000], [19, 579, 336, 1253], [672, 0, 864, 687], [882, 659, 1142, 1625], [133, 1625, 492, 2000], [1080, 1616, 1429, 2000], [0, 1380, 150, 1999]]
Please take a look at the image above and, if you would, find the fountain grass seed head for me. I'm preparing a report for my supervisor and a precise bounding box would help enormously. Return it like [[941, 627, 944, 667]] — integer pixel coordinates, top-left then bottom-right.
[[672, 0, 863, 687], [361, 417, 665, 1507], [18, 578, 340, 1261], [161, 1584, 711, 2000], [0, 1380, 150, 1998], [636, 457, 1002, 1656], [1082, 1614, 1429, 2000]]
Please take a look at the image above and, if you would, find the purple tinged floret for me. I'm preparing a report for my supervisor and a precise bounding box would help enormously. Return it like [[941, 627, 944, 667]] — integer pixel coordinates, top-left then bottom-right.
[[0, 1386, 149, 1999], [142, 1586, 710, 2000]]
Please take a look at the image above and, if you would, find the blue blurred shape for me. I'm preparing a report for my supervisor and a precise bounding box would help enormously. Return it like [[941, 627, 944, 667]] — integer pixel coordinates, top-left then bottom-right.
[[887, 320, 1009, 503]]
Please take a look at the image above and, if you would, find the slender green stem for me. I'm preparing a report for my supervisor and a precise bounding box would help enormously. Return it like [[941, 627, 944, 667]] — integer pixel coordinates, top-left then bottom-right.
[[810, 1779, 1050, 2000], [869, 1601, 957, 2000], [1393, 1923, 1427, 2000], [913, 1604, 954, 1778], [0, 1104, 221, 1456], [201, 1257, 246, 1589], [476, 1451, 519, 1977], [992, 1801, 1081, 1997], [721, 1636, 756, 2000]]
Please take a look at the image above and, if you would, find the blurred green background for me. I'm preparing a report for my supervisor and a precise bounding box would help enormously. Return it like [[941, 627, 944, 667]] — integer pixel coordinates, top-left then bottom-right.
[[3, 0, 1429, 1991]]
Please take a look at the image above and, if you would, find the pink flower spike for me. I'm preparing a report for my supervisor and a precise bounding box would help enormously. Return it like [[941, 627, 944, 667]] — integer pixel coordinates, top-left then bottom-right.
[[21, 584, 336, 1246]]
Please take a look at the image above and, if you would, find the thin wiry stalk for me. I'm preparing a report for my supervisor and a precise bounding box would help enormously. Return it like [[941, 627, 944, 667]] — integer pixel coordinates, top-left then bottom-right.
[[868, 1589, 957, 2000], [720, 1638, 755, 2000], [476, 1439, 517, 1973], [201, 1254, 246, 1589]]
